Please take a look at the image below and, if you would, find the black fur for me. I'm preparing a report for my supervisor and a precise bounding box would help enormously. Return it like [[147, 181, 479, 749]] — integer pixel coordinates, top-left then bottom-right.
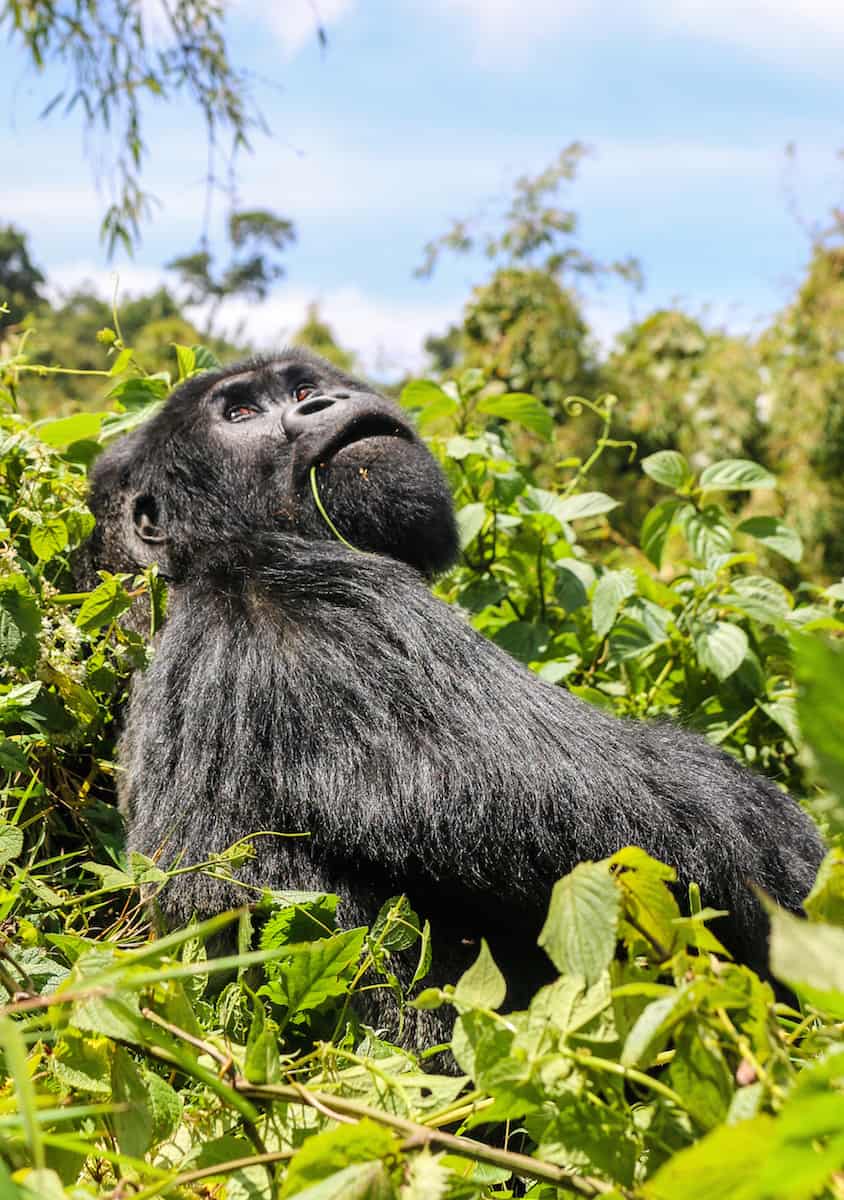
[[87, 349, 825, 1049]]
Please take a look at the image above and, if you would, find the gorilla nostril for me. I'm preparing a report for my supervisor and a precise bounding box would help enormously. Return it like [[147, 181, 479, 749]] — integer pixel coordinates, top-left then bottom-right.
[[297, 396, 335, 417], [282, 394, 338, 441]]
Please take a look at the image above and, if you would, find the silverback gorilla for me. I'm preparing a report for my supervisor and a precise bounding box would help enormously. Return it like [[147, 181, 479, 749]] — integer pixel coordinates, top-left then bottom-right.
[[84, 348, 824, 1048]]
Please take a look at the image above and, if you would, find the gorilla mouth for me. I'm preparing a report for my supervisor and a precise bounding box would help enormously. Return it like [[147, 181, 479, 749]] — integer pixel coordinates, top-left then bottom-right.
[[323, 415, 413, 463]]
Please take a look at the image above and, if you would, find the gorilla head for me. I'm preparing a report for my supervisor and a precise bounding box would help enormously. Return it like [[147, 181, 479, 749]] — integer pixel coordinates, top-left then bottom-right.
[[85, 348, 458, 584]]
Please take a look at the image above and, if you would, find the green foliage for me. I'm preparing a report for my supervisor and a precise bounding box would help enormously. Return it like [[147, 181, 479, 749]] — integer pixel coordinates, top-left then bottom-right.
[[461, 268, 599, 414], [0, 226, 46, 324], [0, 324, 842, 1197], [761, 244, 844, 579], [405, 374, 844, 804], [292, 303, 357, 371]]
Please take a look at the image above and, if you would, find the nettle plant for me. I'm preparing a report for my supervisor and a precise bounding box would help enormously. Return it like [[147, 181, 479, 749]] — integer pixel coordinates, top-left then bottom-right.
[[0, 327, 843, 1199], [402, 370, 844, 800]]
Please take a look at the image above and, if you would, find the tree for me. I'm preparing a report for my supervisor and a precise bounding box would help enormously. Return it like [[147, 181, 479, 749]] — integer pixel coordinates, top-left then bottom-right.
[[761, 242, 844, 579], [416, 143, 641, 286], [167, 208, 295, 336], [0, 0, 266, 254], [416, 146, 639, 410], [0, 224, 46, 322], [291, 302, 356, 370]]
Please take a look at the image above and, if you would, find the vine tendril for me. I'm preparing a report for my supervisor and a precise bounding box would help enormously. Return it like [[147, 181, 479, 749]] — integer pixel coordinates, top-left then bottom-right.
[[309, 466, 362, 553]]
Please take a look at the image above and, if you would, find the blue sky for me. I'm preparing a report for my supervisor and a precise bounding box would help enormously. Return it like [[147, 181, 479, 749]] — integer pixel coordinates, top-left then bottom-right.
[[2, 0, 843, 375]]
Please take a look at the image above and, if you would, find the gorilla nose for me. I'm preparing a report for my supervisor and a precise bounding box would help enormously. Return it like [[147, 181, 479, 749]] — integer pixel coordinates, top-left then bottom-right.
[[282, 394, 341, 441], [281, 391, 413, 465]]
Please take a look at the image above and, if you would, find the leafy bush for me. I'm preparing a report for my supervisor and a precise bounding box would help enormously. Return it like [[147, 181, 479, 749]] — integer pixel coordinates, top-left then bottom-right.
[[0, 330, 843, 1198]]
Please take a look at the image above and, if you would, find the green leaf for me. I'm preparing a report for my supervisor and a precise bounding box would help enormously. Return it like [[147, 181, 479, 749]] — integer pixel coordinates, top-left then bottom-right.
[[111, 1046, 153, 1157], [611, 847, 680, 958], [0, 739, 28, 773], [267, 927, 366, 1020], [529, 1096, 637, 1186], [538, 861, 620, 984], [592, 568, 636, 639], [642, 1116, 775, 1199], [457, 577, 507, 612], [669, 1024, 732, 1130], [758, 696, 801, 747], [738, 515, 803, 564], [191, 344, 222, 371], [107, 375, 170, 408], [281, 1121, 400, 1199], [477, 391, 553, 438], [399, 379, 452, 410], [173, 343, 196, 381], [699, 458, 776, 491], [189, 1134, 255, 1171], [400, 380, 457, 430], [641, 450, 692, 490], [287, 1162, 395, 1200], [0, 584, 41, 669], [680, 504, 733, 562], [260, 894, 338, 950], [793, 634, 844, 804], [492, 620, 549, 662], [803, 848, 844, 926], [641, 499, 681, 566], [36, 412, 106, 447], [410, 918, 432, 989], [370, 894, 421, 952], [76, 574, 132, 633], [554, 562, 589, 612], [0, 821, 24, 866], [768, 904, 844, 1017], [444, 434, 491, 460], [621, 990, 685, 1068], [30, 516, 69, 561], [82, 860, 134, 889], [417, 393, 460, 432], [244, 995, 278, 1084], [50, 1033, 111, 1096], [72, 992, 149, 1043], [554, 491, 619, 522], [455, 502, 486, 549], [108, 346, 134, 376], [0, 680, 41, 717], [694, 620, 748, 681], [728, 576, 792, 625], [453, 939, 506, 1010]]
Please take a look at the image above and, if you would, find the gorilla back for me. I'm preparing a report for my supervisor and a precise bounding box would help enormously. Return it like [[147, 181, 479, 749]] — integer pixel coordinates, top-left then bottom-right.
[[87, 349, 825, 1049]]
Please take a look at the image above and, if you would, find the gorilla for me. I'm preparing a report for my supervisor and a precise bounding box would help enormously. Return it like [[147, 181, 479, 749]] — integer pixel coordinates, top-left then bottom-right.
[[84, 348, 824, 1048]]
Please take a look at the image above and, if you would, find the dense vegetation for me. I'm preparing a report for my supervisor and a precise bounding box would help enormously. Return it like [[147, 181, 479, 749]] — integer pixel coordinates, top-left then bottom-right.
[[1, 275, 844, 1195]]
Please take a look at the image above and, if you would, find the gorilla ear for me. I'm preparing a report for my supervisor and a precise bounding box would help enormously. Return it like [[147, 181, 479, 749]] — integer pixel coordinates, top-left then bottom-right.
[[133, 495, 167, 544]]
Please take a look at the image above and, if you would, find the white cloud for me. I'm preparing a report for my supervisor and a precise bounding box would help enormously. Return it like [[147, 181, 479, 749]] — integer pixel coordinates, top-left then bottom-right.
[[235, 0, 357, 58], [47, 263, 171, 302], [410, 0, 844, 67], [641, 0, 844, 58], [421, 0, 592, 63], [42, 262, 461, 379], [207, 285, 461, 378]]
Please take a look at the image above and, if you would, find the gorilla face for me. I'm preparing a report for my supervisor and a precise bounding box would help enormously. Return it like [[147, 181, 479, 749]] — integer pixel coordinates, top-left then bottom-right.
[[85, 348, 459, 581]]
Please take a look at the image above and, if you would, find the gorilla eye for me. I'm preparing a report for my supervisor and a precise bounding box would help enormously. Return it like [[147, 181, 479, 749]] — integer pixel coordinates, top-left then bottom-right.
[[225, 403, 260, 423], [294, 384, 315, 403]]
